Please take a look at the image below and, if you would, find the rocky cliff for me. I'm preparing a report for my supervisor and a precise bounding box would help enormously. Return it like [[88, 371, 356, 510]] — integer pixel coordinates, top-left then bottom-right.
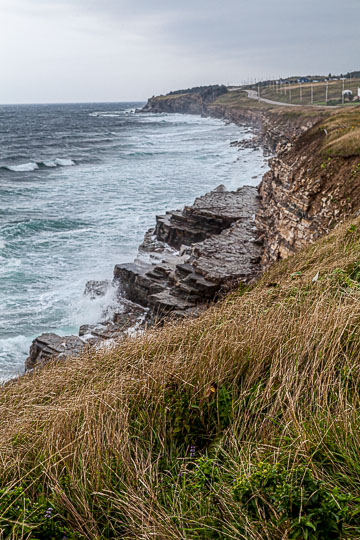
[[26, 185, 262, 369], [256, 111, 360, 266], [25, 91, 360, 371], [205, 94, 360, 266], [141, 85, 228, 115]]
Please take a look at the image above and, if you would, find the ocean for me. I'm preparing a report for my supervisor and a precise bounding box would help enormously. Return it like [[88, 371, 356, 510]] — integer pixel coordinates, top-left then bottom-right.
[[0, 102, 267, 381]]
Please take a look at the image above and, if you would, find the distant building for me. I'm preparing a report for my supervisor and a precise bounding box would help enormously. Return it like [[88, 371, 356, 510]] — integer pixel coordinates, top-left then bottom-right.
[[298, 77, 310, 83]]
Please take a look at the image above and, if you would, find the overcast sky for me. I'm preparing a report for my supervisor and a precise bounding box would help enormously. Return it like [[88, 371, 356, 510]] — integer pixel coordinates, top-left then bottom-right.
[[0, 0, 358, 103]]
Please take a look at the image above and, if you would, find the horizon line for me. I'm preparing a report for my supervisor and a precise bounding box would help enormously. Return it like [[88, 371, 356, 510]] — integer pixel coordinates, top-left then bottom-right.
[[0, 99, 147, 106]]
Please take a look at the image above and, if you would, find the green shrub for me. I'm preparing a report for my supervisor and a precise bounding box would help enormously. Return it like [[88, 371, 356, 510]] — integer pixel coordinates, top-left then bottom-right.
[[0, 486, 82, 539], [232, 462, 357, 539]]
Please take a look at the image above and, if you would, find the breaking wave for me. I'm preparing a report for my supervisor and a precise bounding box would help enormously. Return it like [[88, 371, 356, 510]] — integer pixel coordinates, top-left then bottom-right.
[[1, 158, 75, 172]]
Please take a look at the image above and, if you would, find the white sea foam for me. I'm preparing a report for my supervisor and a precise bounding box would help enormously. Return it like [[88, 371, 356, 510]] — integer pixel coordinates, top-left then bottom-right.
[[89, 111, 123, 118], [6, 162, 39, 172], [2, 158, 75, 172], [70, 283, 119, 327], [41, 160, 57, 168], [0, 334, 30, 382], [54, 158, 75, 167]]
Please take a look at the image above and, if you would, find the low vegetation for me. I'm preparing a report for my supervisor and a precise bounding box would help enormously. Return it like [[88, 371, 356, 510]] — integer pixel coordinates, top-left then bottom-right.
[[259, 78, 360, 107], [320, 108, 360, 157], [3, 215, 360, 538]]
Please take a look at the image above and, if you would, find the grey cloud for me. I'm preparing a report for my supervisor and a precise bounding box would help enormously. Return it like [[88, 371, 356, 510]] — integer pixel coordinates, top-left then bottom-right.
[[0, 0, 359, 103]]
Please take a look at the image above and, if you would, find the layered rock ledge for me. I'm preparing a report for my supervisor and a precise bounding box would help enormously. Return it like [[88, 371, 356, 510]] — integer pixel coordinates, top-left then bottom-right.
[[114, 185, 262, 318], [26, 185, 262, 370]]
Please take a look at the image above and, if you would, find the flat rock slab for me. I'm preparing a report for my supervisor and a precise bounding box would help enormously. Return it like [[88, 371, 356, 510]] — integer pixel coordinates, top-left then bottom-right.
[[26, 333, 85, 370], [192, 220, 262, 283], [154, 185, 259, 250], [186, 184, 259, 222]]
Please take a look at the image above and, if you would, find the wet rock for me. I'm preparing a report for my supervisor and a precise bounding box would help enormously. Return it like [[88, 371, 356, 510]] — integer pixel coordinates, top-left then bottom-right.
[[26, 333, 85, 370], [26, 184, 263, 369], [153, 184, 258, 250], [114, 185, 262, 318], [79, 300, 147, 342]]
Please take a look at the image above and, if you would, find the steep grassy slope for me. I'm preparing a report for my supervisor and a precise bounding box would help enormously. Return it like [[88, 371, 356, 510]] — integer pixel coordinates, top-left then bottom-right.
[[2, 217, 360, 538]]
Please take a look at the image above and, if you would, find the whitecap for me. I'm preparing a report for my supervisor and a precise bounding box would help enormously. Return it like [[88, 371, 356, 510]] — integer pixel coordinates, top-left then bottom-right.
[[70, 282, 119, 327], [54, 158, 75, 167], [41, 160, 57, 168], [5, 162, 39, 172]]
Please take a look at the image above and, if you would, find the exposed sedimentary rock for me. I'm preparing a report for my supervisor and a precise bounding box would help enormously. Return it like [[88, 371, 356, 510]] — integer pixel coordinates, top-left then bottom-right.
[[26, 184, 261, 370], [25, 333, 85, 370], [114, 185, 262, 318], [256, 127, 360, 267]]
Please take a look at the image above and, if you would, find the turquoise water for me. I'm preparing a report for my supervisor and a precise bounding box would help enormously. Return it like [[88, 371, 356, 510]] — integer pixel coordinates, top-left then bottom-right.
[[0, 102, 267, 380]]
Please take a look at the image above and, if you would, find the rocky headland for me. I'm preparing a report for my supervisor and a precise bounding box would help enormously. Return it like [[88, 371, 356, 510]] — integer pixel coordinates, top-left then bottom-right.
[[26, 184, 262, 369], [26, 86, 360, 370], [140, 85, 228, 115]]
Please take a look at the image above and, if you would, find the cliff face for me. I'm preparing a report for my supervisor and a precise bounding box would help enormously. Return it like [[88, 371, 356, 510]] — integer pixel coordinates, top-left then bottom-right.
[[256, 116, 360, 266], [206, 95, 360, 267], [207, 101, 323, 153], [141, 85, 228, 115]]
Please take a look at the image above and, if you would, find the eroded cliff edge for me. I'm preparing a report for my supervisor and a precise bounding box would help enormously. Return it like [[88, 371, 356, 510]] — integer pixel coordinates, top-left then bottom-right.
[[26, 89, 360, 370], [255, 111, 360, 266]]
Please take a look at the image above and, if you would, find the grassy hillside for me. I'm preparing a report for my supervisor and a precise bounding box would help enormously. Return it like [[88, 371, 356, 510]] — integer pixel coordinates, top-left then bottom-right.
[[258, 79, 360, 107], [2, 216, 360, 538]]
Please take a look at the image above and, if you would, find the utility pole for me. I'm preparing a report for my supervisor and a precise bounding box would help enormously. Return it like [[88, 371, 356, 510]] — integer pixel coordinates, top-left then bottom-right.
[[325, 81, 329, 105], [311, 84, 314, 105], [289, 83, 292, 101], [258, 83, 260, 101], [300, 83, 302, 102], [342, 78, 345, 104]]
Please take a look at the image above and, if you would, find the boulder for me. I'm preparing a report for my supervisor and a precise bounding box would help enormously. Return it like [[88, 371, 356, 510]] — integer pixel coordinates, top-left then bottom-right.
[[26, 333, 85, 370]]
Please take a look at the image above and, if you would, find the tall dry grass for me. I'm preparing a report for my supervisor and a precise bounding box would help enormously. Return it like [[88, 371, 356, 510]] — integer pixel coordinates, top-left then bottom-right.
[[2, 218, 360, 538]]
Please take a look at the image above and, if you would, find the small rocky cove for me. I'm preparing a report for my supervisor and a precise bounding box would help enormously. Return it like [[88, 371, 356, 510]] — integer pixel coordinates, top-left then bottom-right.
[[26, 183, 262, 370]]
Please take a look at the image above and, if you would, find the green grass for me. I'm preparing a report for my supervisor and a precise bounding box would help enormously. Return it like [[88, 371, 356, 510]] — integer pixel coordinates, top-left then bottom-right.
[[259, 79, 360, 107], [318, 108, 360, 157], [3, 218, 360, 537]]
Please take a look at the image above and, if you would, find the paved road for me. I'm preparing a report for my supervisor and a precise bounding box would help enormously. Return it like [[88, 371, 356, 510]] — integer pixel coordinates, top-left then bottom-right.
[[245, 89, 302, 107], [244, 88, 339, 109]]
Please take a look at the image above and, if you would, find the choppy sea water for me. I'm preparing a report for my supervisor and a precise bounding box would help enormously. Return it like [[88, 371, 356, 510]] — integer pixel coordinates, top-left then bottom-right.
[[0, 102, 267, 381]]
